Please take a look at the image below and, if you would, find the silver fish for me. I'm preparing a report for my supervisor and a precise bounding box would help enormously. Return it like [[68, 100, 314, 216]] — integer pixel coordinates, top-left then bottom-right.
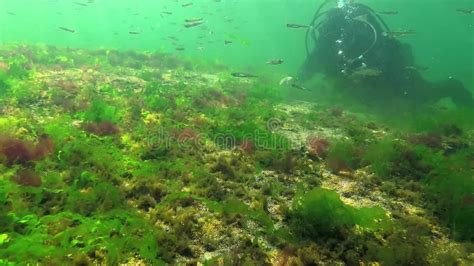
[[231, 72, 258, 78], [266, 59, 284, 65]]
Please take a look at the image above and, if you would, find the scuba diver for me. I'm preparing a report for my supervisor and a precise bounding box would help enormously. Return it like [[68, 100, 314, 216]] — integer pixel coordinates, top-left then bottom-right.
[[298, 0, 474, 108]]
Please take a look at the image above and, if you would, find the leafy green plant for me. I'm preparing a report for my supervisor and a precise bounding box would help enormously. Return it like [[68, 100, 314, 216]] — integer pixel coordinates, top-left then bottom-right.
[[222, 198, 273, 230], [83, 99, 122, 123], [425, 151, 474, 240], [145, 95, 171, 112], [0, 70, 11, 97], [43, 116, 82, 147], [9, 82, 39, 105], [291, 188, 391, 239], [5, 55, 30, 78], [326, 139, 359, 173], [390, 145, 444, 180], [362, 138, 399, 178]]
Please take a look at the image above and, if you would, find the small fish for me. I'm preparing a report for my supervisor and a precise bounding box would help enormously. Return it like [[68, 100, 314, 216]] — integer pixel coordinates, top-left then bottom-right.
[[224, 40, 233, 45], [182, 3, 193, 7], [176, 47, 185, 51], [286, 23, 309, 29], [184, 21, 204, 28], [162, 11, 173, 15], [185, 18, 203, 23], [168, 36, 179, 41], [74, 2, 87, 7], [378, 11, 399, 15], [405, 65, 430, 72], [128, 31, 140, 35], [279, 76, 294, 86], [6, 11, 16, 16], [291, 84, 309, 91], [266, 59, 284, 65], [354, 14, 369, 22], [58, 27, 75, 33], [231, 72, 258, 78], [383, 30, 416, 37], [456, 8, 474, 14], [350, 67, 382, 78]]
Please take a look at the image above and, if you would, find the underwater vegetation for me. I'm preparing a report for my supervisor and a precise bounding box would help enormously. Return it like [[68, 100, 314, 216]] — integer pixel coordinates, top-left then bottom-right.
[[290, 188, 391, 238], [0, 44, 473, 265]]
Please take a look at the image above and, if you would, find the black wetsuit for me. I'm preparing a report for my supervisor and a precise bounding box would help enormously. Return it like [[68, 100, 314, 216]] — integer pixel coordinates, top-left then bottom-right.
[[299, 3, 474, 108]]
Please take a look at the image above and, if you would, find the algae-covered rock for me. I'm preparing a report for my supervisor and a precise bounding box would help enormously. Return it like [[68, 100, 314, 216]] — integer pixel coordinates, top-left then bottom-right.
[[290, 188, 391, 239]]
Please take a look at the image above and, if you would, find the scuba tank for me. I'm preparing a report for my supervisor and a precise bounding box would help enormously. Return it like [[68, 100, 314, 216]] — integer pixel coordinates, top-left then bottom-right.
[[305, 0, 390, 75]]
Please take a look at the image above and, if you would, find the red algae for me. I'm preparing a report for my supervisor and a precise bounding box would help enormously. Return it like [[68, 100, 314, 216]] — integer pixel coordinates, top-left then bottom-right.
[[307, 136, 330, 158], [238, 139, 255, 155], [11, 169, 42, 187], [33, 135, 55, 160], [0, 136, 33, 165], [172, 128, 199, 143], [0, 135, 54, 165], [407, 132, 443, 149], [83, 121, 120, 136]]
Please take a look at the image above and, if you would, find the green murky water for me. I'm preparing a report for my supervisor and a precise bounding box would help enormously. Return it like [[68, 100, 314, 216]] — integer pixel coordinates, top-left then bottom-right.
[[1, 1, 473, 85], [0, 0, 473, 265]]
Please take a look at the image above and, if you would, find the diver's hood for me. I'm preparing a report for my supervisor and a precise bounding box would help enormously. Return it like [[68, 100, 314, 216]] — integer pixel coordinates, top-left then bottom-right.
[[306, 2, 390, 74]]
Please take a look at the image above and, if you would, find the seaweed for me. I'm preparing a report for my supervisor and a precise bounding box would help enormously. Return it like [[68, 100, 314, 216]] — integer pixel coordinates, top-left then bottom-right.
[[83, 121, 120, 136], [0, 135, 54, 166], [11, 169, 42, 187], [326, 139, 360, 173], [0, 70, 12, 97], [362, 138, 399, 178], [272, 152, 299, 174], [82, 99, 121, 123], [1, 44, 472, 265], [307, 135, 330, 158], [425, 151, 474, 241], [290, 188, 391, 239]]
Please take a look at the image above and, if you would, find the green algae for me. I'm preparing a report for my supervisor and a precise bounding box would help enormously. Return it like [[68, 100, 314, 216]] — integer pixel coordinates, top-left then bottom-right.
[[326, 139, 360, 173], [0, 44, 472, 265], [425, 151, 474, 241], [82, 99, 122, 124], [291, 188, 391, 239]]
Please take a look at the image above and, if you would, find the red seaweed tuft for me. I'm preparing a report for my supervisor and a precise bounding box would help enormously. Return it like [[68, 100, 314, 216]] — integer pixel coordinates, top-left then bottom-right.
[[307, 136, 330, 158], [11, 169, 42, 187], [407, 132, 443, 149], [32, 134, 55, 160], [83, 121, 120, 136], [0, 135, 55, 166], [0, 136, 33, 165], [238, 139, 255, 155]]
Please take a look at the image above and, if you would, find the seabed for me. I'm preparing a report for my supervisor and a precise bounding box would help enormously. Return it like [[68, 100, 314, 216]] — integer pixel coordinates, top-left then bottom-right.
[[0, 44, 473, 265]]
